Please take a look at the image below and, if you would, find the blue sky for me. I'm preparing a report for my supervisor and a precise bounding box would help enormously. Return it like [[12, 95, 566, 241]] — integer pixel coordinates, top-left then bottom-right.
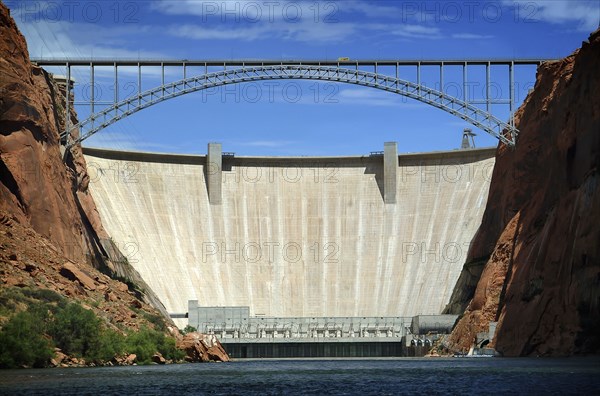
[[8, 0, 600, 155]]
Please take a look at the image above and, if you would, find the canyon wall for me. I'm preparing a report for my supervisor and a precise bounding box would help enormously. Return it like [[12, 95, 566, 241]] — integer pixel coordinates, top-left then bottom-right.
[[0, 3, 103, 261], [0, 3, 166, 317], [446, 29, 600, 356]]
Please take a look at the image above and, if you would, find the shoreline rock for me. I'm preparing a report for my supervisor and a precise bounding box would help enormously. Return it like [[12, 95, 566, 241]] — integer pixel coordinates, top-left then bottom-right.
[[177, 333, 231, 363]]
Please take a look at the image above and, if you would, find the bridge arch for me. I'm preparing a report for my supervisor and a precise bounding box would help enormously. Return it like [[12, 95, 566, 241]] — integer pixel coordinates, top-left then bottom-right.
[[63, 64, 518, 149]]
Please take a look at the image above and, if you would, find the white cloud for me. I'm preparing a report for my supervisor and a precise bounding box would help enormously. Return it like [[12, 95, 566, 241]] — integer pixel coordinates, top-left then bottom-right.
[[502, 0, 600, 32], [451, 33, 495, 40], [324, 0, 402, 19], [10, 4, 165, 60], [150, 0, 247, 17], [168, 20, 443, 43], [153, 0, 444, 42], [84, 130, 181, 152], [153, 0, 599, 44], [168, 19, 361, 43], [151, 0, 345, 24], [151, 0, 414, 22], [390, 24, 441, 39], [16, 20, 164, 59]]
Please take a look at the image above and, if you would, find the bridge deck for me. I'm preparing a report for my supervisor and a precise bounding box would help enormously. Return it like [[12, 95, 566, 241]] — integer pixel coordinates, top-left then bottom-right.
[[31, 58, 552, 67]]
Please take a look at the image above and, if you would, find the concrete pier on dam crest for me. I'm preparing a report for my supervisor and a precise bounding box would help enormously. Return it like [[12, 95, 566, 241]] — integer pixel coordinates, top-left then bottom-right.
[[83, 144, 495, 329]]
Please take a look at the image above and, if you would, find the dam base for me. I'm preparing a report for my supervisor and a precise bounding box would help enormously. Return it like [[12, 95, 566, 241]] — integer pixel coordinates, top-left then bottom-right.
[[185, 303, 457, 358], [224, 341, 411, 359]]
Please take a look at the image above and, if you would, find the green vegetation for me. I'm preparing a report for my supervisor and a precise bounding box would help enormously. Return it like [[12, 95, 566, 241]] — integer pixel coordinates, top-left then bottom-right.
[[181, 325, 197, 335], [49, 302, 102, 358], [0, 309, 54, 368], [124, 327, 184, 364], [142, 311, 167, 332], [0, 287, 183, 369]]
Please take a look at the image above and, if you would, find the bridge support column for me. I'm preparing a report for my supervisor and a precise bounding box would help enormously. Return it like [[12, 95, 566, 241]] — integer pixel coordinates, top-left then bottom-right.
[[207, 143, 222, 205], [384, 142, 397, 204]]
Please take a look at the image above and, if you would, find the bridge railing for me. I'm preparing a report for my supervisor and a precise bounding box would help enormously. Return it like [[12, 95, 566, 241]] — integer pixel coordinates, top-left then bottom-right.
[[31, 58, 551, 151]]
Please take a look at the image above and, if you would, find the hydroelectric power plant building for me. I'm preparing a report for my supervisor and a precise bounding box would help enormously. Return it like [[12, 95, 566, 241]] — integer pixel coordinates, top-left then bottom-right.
[[84, 143, 495, 357]]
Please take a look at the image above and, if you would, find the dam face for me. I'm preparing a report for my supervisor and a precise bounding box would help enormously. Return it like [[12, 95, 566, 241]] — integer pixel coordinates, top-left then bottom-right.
[[83, 146, 495, 322]]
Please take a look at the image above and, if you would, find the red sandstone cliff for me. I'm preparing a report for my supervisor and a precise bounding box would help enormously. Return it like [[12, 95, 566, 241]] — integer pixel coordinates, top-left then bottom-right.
[[0, 4, 231, 364], [446, 29, 600, 356], [0, 4, 103, 259], [0, 4, 167, 318]]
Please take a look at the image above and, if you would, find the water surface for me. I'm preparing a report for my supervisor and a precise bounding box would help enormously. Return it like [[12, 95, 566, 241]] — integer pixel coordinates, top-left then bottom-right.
[[1, 357, 599, 395]]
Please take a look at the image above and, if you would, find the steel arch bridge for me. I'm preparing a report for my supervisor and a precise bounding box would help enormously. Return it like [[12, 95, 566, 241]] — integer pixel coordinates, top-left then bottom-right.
[[32, 58, 550, 150]]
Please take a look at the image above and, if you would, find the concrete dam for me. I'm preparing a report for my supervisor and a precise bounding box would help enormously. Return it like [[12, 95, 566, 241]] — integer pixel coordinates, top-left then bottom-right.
[[83, 145, 495, 329]]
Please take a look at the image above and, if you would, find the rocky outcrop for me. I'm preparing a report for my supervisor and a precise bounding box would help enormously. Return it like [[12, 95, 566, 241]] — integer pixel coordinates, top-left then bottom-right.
[[0, 210, 168, 333], [446, 29, 600, 356], [101, 353, 137, 367], [1, 213, 229, 365], [0, 2, 167, 317], [177, 333, 230, 362], [0, 3, 98, 262], [152, 352, 167, 365], [445, 214, 519, 352], [60, 263, 97, 291]]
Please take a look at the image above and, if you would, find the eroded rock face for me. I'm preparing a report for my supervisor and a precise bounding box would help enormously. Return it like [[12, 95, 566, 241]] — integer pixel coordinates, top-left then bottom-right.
[[0, 2, 169, 318], [60, 263, 97, 291], [0, 210, 169, 333], [446, 214, 520, 352], [0, 4, 105, 263], [177, 333, 230, 363], [446, 29, 600, 356]]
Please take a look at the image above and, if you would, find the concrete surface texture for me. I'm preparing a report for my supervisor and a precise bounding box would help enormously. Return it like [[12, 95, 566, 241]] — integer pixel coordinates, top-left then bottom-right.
[[83, 146, 495, 320]]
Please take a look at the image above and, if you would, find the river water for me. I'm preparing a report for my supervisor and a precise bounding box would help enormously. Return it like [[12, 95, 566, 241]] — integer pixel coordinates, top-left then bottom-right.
[[1, 358, 599, 395]]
